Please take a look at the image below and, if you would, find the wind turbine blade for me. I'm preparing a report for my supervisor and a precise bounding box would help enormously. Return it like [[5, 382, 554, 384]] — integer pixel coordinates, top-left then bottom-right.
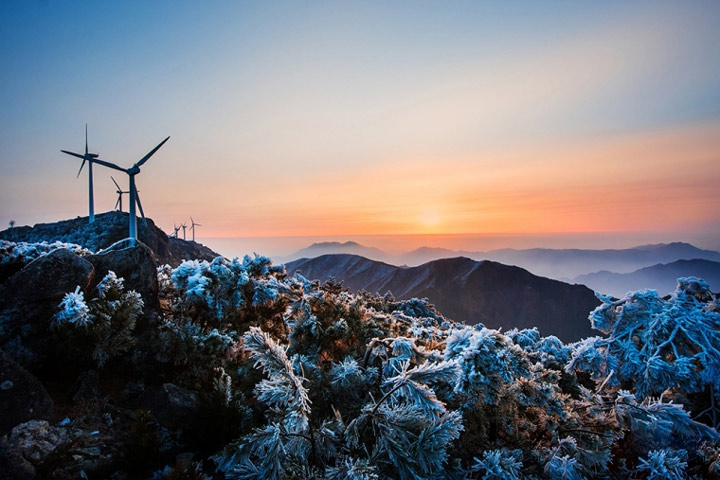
[[92, 158, 127, 173], [76, 159, 86, 178], [85, 124, 88, 155], [61, 150, 86, 160], [136, 192, 146, 219], [114, 197, 121, 210], [135, 136, 170, 168], [111, 176, 121, 190]]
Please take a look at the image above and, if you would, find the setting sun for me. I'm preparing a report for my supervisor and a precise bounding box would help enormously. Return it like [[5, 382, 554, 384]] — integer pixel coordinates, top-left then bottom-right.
[[419, 209, 442, 231]]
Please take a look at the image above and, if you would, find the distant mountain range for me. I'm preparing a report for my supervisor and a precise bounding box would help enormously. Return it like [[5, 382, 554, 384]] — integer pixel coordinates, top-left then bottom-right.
[[282, 240, 720, 280], [277, 241, 390, 264], [286, 254, 600, 342], [573, 259, 720, 297]]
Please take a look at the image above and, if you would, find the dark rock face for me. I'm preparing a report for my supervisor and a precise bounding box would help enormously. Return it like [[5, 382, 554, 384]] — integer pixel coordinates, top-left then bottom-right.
[[147, 383, 199, 430], [71, 370, 103, 404], [0, 420, 70, 480], [0, 249, 94, 364], [287, 254, 601, 342], [0, 211, 220, 267], [87, 243, 161, 321], [0, 419, 126, 480], [0, 350, 54, 436]]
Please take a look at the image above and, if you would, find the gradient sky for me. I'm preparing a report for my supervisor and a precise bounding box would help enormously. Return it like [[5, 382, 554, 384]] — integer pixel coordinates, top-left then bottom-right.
[[2, 1, 720, 251]]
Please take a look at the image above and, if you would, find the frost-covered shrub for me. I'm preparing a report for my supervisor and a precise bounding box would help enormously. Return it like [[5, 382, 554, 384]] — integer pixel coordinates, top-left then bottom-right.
[[446, 326, 531, 406], [54, 286, 92, 328], [471, 449, 523, 480], [567, 278, 720, 427], [635, 449, 688, 479], [54, 271, 142, 367], [214, 318, 465, 480], [80, 256, 720, 479], [163, 255, 289, 331], [0, 239, 92, 265]]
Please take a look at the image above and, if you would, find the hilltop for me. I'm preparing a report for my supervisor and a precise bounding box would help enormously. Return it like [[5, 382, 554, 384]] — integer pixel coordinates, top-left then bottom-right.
[[0, 212, 220, 267]]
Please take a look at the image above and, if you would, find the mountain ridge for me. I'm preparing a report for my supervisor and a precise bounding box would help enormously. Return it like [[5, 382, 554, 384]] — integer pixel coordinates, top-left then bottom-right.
[[574, 258, 720, 297], [286, 253, 600, 341], [283, 240, 720, 279]]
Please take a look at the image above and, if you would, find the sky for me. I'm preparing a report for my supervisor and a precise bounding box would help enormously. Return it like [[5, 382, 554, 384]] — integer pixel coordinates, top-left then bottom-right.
[[1, 0, 720, 255]]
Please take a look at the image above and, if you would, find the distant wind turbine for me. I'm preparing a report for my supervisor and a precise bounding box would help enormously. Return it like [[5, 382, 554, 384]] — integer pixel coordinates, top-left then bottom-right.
[[181, 222, 187, 240], [190, 217, 201, 242], [111, 176, 130, 212], [172, 223, 181, 238], [60, 124, 100, 223], [91, 136, 170, 245]]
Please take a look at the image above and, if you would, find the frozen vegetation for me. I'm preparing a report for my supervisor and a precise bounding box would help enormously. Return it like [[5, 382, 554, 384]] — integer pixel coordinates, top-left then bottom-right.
[[3, 241, 720, 478], [0, 239, 93, 265]]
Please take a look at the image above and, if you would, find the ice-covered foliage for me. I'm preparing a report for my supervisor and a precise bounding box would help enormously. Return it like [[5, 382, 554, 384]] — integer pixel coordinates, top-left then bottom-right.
[[54, 286, 92, 328], [147, 258, 720, 478], [568, 277, 720, 430], [54, 271, 143, 367], [167, 254, 286, 323], [0, 239, 92, 265], [636, 449, 688, 479], [446, 326, 531, 405], [471, 449, 523, 480]]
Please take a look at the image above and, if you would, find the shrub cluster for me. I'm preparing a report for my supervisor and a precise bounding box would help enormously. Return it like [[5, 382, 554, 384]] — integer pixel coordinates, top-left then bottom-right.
[[52, 251, 720, 479]]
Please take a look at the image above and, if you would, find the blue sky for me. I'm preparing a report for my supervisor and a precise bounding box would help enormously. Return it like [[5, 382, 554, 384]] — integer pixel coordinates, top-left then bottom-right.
[[2, 1, 720, 250]]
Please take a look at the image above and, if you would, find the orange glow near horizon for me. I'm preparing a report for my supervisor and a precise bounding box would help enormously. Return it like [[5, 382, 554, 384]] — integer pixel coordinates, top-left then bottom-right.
[[3, 1, 720, 252], [194, 121, 720, 239]]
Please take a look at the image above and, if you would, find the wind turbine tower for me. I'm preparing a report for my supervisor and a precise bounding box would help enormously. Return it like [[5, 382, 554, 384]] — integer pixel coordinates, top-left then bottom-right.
[[91, 136, 170, 245], [190, 217, 202, 242], [111, 176, 129, 212], [61, 125, 100, 223], [181, 222, 187, 240]]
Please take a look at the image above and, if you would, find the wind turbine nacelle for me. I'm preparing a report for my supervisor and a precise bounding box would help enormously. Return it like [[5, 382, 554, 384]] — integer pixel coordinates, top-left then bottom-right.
[[88, 153, 99, 159], [128, 166, 141, 175]]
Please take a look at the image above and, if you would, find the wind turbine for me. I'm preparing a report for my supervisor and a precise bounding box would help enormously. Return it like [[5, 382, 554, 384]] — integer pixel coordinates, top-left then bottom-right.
[[190, 217, 201, 242], [111, 176, 130, 212], [91, 136, 170, 245], [172, 224, 181, 238], [60, 124, 100, 223], [180, 222, 187, 240]]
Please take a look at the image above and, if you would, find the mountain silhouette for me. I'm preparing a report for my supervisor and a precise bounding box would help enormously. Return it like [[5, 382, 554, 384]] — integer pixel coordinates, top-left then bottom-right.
[[573, 258, 720, 297], [286, 254, 600, 342]]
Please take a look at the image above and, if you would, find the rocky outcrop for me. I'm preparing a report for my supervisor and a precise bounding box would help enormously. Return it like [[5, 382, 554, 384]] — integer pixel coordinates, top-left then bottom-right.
[[0, 350, 53, 436], [0, 419, 127, 480], [0, 249, 94, 364], [0, 211, 220, 267], [146, 383, 199, 431], [0, 420, 70, 480]]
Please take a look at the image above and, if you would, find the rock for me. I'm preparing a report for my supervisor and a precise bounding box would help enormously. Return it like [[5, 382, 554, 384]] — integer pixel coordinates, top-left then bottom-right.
[[0, 420, 69, 480], [0, 249, 94, 364], [86, 243, 161, 322], [71, 370, 103, 404], [0, 418, 127, 480], [0, 350, 54, 436], [0, 211, 221, 267], [147, 383, 198, 430]]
